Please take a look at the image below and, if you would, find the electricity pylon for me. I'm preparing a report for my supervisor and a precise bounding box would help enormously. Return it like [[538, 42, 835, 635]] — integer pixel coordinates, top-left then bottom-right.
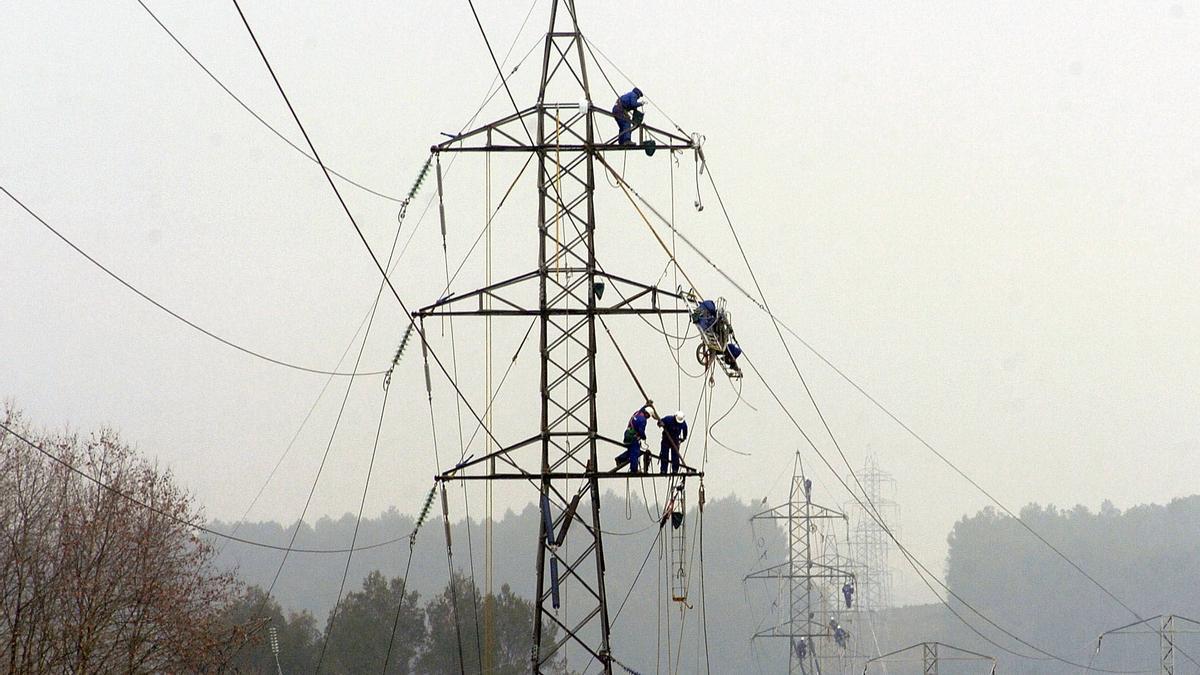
[[846, 455, 898, 612], [864, 642, 996, 674], [414, 2, 697, 672], [748, 458, 857, 674], [1095, 614, 1200, 675]]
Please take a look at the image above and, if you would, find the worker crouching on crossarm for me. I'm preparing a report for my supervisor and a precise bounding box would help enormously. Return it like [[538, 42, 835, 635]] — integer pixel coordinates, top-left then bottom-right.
[[614, 401, 654, 473], [612, 87, 644, 145], [658, 411, 688, 474]]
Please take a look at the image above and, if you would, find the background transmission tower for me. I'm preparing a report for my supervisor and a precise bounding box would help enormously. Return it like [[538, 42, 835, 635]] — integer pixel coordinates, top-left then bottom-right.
[[848, 455, 899, 612], [748, 458, 857, 674]]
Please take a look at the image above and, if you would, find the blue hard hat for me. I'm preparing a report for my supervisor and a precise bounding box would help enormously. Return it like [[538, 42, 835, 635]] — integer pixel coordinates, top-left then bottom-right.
[[633, 87, 643, 98]]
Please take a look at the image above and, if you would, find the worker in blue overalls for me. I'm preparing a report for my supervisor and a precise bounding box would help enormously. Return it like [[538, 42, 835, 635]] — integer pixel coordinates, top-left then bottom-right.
[[658, 411, 688, 474], [612, 87, 644, 145], [615, 402, 654, 473]]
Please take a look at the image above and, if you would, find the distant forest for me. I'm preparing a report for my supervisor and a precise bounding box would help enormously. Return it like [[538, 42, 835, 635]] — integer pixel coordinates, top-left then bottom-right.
[[215, 493, 1200, 673]]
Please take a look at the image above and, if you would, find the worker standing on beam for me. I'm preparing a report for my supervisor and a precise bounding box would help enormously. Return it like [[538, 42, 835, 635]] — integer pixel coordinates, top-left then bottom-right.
[[614, 401, 654, 473], [612, 87, 644, 145], [657, 411, 688, 474]]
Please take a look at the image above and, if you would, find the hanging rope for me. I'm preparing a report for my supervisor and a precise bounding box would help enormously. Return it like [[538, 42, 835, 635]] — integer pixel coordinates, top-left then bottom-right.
[[596, 155, 700, 294]]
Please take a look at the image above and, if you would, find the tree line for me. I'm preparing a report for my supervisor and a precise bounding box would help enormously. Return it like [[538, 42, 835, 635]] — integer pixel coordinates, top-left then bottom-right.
[[223, 572, 566, 674], [0, 405, 561, 673]]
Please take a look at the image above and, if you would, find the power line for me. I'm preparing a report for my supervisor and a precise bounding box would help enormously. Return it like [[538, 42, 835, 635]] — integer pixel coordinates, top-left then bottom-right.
[[0, 419, 408, 554], [315, 382, 393, 672], [682, 151, 1164, 670], [0, 185, 386, 377], [228, 0, 508, 473], [133, 0, 404, 203], [702, 162, 1200, 671], [740, 356, 1149, 673], [259, 274, 385, 602], [465, 0, 535, 145], [590, 113, 1149, 668], [595, 114, 1178, 666]]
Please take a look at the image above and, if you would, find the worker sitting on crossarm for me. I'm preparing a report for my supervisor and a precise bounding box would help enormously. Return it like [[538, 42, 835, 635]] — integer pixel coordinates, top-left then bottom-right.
[[658, 411, 688, 474], [614, 402, 654, 473], [612, 87, 644, 145]]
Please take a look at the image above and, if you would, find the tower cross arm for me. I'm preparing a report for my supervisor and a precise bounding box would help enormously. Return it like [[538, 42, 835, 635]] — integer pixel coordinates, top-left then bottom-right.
[[432, 104, 695, 154]]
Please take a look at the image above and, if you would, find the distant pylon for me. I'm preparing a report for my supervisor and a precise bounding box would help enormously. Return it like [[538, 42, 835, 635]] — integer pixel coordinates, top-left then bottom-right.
[[1094, 614, 1200, 675], [748, 456, 857, 674], [864, 641, 995, 674], [846, 455, 898, 612]]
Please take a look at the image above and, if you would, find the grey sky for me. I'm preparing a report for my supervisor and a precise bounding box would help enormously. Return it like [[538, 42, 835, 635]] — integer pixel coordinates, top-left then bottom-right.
[[3, 1, 1197, 606]]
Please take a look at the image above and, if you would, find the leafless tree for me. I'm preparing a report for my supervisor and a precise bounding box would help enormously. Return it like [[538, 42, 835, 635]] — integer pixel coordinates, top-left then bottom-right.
[[0, 403, 249, 673]]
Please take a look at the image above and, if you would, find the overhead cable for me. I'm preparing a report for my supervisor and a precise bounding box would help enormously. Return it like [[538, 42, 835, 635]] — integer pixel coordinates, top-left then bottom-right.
[[0, 419, 410, 554], [702, 162, 1200, 671], [229, 0, 508, 472], [1, 185, 386, 377]]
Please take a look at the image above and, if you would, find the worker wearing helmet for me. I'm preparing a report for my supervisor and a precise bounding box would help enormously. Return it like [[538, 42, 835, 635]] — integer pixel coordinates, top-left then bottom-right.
[[612, 87, 644, 145], [658, 410, 688, 474]]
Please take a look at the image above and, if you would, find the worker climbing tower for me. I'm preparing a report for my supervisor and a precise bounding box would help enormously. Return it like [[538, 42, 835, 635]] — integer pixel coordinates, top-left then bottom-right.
[[748, 457, 858, 674], [414, 2, 697, 672]]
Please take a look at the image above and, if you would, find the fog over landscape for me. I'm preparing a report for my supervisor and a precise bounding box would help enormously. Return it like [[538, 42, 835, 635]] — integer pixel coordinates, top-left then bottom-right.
[[3, 1, 1198, 673]]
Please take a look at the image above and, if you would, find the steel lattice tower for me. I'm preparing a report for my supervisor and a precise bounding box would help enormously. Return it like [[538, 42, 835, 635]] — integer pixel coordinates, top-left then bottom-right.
[[1095, 614, 1200, 675], [748, 462, 857, 674], [415, 2, 697, 672], [847, 455, 898, 612], [865, 641, 996, 674]]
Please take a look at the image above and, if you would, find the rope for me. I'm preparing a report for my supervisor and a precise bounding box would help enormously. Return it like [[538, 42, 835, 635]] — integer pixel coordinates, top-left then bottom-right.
[[594, 156, 699, 294]]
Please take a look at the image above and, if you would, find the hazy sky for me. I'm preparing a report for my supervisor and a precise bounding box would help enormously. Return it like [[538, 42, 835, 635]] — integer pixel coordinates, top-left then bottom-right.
[[3, 1, 1198, 606]]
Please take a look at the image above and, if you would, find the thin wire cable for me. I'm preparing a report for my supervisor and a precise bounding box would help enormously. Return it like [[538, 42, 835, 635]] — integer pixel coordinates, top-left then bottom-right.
[[741, 355, 1150, 673], [230, 0, 509, 476], [591, 46, 1171, 657], [133, 0, 402, 202], [598, 117, 1146, 668], [0, 419, 409, 553], [382, 538, 419, 672], [1, 185, 386, 377], [134, 0, 542, 204], [465, 0, 535, 145], [222, 148, 431, 548], [703, 162, 1200, 671], [259, 275, 381, 603], [592, 102, 1175, 667], [315, 382, 393, 672]]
